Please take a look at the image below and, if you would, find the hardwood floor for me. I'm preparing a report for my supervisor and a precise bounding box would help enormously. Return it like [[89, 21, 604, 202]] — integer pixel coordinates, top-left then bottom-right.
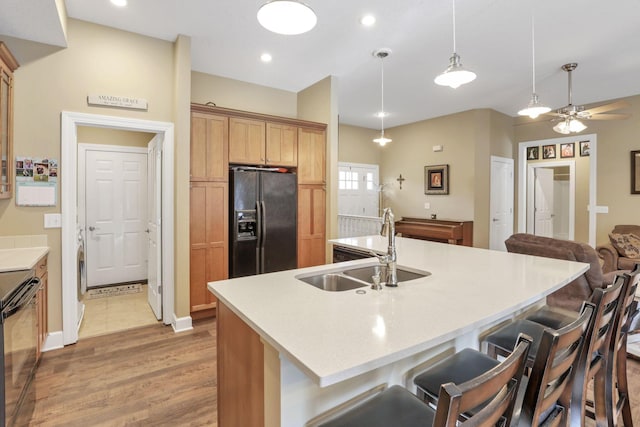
[[29, 318, 216, 426], [26, 317, 640, 426]]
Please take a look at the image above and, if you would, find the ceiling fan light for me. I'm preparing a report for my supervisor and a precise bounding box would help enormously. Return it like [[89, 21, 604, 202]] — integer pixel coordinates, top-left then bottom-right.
[[257, 1, 317, 35], [434, 53, 476, 89], [569, 118, 587, 132], [553, 121, 570, 134], [518, 93, 551, 119]]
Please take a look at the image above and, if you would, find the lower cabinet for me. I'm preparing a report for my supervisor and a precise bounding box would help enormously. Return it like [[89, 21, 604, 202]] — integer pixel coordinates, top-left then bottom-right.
[[36, 255, 47, 360], [190, 182, 228, 318], [297, 184, 326, 268]]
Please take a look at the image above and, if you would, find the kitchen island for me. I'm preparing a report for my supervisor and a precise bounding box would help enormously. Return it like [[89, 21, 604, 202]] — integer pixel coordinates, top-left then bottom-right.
[[208, 236, 589, 426]]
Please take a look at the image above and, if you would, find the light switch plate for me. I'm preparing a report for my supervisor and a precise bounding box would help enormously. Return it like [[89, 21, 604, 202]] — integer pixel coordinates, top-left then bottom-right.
[[424, 202, 430, 209], [44, 213, 62, 228]]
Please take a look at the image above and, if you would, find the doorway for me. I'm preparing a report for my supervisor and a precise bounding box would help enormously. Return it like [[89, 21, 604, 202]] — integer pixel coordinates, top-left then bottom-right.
[[62, 112, 175, 346], [518, 134, 599, 246], [526, 163, 574, 240]]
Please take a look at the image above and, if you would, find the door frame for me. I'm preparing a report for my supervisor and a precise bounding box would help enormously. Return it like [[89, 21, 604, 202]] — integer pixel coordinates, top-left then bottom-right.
[[62, 112, 175, 345], [526, 161, 575, 240], [518, 134, 599, 246]]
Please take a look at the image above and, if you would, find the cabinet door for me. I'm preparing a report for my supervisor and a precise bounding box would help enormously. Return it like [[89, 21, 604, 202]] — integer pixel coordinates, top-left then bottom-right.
[[190, 182, 228, 314], [190, 112, 228, 181], [229, 118, 265, 165], [297, 128, 326, 185], [266, 123, 297, 167], [0, 44, 17, 200], [297, 184, 326, 267]]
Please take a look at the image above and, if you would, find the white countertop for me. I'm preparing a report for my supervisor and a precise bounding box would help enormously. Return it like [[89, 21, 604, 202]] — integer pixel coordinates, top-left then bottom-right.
[[0, 247, 49, 272], [208, 236, 589, 387]]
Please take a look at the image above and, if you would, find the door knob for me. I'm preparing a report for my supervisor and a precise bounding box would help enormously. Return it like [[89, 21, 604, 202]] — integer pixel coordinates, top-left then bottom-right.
[[89, 226, 97, 231]]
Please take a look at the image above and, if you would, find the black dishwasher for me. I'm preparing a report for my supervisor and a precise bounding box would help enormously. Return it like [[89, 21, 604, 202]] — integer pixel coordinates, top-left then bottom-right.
[[0, 269, 40, 427]]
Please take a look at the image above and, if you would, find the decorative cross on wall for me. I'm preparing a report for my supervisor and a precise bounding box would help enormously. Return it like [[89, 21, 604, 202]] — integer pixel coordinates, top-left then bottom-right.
[[396, 174, 405, 190]]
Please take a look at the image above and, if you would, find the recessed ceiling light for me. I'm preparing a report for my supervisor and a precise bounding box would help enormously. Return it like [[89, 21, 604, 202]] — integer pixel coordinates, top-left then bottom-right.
[[111, 0, 127, 7], [361, 15, 376, 26], [260, 53, 273, 63], [375, 111, 388, 118], [257, 1, 317, 35]]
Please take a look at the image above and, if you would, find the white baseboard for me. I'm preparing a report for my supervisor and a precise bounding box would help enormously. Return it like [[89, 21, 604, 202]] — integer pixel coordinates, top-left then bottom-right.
[[172, 314, 193, 333], [42, 331, 64, 352]]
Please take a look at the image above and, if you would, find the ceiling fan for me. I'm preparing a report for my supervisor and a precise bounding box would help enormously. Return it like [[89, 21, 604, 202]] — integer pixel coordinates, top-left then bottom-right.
[[547, 63, 630, 134]]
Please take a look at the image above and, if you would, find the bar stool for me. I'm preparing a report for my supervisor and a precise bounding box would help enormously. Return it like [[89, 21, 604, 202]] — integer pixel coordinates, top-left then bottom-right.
[[414, 302, 595, 426], [312, 336, 532, 427]]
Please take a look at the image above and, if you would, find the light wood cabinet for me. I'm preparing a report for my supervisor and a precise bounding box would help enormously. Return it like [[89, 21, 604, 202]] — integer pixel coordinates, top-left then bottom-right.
[[36, 254, 48, 361], [298, 127, 326, 185], [190, 112, 228, 181], [298, 184, 326, 267], [0, 43, 18, 200], [189, 182, 228, 318], [229, 117, 266, 165], [266, 122, 297, 166]]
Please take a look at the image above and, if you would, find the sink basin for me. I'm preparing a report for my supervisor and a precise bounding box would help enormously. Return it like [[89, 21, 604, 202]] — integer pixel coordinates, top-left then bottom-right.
[[295, 262, 431, 291], [343, 264, 430, 284], [297, 273, 367, 292]]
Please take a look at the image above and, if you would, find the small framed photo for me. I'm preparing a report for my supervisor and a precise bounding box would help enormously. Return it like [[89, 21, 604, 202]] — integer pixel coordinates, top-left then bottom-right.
[[424, 164, 449, 195], [579, 141, 590, 157], [632, 150, 640, 194], [542, 144, 556, 159], [526, 146, 539, 160], [560, 142, 575, 158]]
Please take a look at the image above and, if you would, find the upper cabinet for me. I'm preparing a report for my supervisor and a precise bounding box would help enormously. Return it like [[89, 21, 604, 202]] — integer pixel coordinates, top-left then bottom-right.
[[298, 127, 326, 185], [0, 43, 19, 200], [191, 112, 229, 182], [265, 123, 297, 167], [229, 117, 266, 165]]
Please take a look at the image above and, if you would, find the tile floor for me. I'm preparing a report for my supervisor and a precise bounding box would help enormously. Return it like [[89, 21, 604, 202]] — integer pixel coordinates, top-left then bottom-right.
[[78, 284, 159, 339]]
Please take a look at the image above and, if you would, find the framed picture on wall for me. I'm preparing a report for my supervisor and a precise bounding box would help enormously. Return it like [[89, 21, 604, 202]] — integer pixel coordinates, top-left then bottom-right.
[[527, 146, 539, 160], [632, 150, 640, 194], [542, 144, 556, 159], [424, 164, 449, 195], [560, 142, 575, 158], [579, 141, 590, 157]]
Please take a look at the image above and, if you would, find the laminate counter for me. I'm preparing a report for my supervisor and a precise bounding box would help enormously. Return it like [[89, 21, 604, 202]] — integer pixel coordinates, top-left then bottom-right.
[[208, 236, 589, 426], [0, 247, 50, 272]]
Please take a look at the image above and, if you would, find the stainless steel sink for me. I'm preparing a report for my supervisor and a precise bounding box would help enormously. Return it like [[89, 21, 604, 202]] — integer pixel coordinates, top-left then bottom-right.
[[343, 264, 430, 284], [297, 273, 367, 292], [295, 263, 430, 292]]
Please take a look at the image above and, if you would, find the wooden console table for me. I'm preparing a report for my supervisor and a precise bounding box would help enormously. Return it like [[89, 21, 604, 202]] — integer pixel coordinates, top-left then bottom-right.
[[395, 217, 473, 246]]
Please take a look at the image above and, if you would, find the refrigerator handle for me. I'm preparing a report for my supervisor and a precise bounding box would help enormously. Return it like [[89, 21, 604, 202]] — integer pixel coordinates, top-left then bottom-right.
[[260, 200, 267, 273], [255, 201, 262, 274]]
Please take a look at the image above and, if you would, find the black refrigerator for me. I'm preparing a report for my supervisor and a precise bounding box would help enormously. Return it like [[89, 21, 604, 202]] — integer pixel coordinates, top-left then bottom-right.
[[230, 169, 297, 278]]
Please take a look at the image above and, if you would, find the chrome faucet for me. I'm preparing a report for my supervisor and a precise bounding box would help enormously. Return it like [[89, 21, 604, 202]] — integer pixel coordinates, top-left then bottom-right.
[[373, 207, 398, 287]]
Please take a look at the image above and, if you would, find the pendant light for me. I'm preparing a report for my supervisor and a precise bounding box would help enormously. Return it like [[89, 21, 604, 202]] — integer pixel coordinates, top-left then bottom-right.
[[257, 1, 317, 35], [518, 15, 550, 118], [373, 49, 392, 146], [434, 0, 476, 89]]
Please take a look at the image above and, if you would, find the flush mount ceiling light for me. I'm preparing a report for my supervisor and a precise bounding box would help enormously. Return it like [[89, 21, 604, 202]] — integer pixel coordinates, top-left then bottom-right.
[[260, 53, 273, 62], [434, 0, 476, 89], [110, 0, 127, 6], [518, 15, 550, 119], [372, 48, 392, 147], [360, 15, 376, 26], [257, 1, 317, 35]]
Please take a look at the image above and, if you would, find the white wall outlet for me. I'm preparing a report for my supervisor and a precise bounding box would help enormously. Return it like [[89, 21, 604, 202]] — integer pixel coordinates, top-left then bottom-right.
[[424, 202, 430, 209], [44, 213, 62, 229], [433, 145, 443, 152]]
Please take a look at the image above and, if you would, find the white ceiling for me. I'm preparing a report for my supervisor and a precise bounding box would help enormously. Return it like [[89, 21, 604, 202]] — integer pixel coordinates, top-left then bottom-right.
[[6, 0, 640, 129]]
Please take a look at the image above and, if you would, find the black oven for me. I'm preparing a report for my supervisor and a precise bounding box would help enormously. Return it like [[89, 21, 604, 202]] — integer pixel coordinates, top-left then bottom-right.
[[0, 269, 40, 427]]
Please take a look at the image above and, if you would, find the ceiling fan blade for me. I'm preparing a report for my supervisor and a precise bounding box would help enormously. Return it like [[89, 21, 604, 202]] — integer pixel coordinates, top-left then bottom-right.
[[585, 113, 631, 120], [583, 100, 630, 115]]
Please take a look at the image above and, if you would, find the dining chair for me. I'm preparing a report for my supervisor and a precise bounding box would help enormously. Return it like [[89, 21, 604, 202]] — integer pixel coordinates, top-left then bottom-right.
[[312, 335, 532, 427], [414, 302, 595, 426]]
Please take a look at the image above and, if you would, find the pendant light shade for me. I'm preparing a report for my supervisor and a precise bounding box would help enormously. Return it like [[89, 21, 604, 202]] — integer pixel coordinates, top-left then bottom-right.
[[435, 0, 476, 89], [373, 49, 392, 146], [257, 1, 317, 35], [518, 15, 550, 119]]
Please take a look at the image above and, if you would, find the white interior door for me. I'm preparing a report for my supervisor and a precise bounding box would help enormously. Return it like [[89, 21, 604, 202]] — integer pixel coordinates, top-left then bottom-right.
[[338, 162, 379, 216], [489, 156, 514, 251], [534, 168, 554, 238], [85, 150, 148, 287], [147, 136, 162, 319]]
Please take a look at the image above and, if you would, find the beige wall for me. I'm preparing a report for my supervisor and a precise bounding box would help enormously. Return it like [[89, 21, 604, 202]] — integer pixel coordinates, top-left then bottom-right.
[[297, 76, 339, 261], [338, 124, 383, 169], [515, 94, 640, 245], [77, 127, 154, 147], [2, 19, 178, 332], [191, 71, 298, 119]]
